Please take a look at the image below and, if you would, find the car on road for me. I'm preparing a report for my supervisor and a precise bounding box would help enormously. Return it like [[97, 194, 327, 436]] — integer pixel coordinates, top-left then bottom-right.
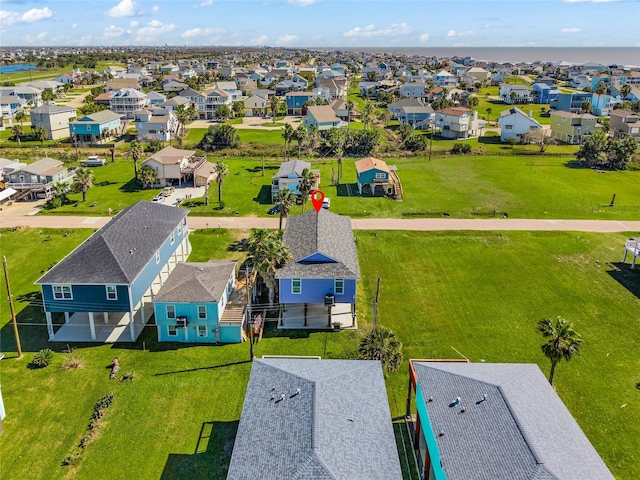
[[152, 195, 165, 203], [322, 198, 330, 209], [161, 186, 175, 197], [267, 204, 281, 215]]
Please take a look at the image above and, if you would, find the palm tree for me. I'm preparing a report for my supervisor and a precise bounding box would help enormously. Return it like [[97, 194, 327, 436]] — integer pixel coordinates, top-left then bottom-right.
[[214, 161, 229, 203], [282, 123, 294, 160], [298, 167, 316, 213], [362, 102, 374, 131], [11, 125, 23, 147], [129, 140, 144, 178], [358, 326, 404, 373], [216, 104, 231, 121], [14, 110, 27, 127], [537, 316, 582, 385], [175, 104, 190, 138], [486, 107, 493, 122], [581, 101, 593, 114], [510, 91, 518, 104], [72, 167, 94, 203], [294, 124, 308, 158], [620, 83, 632, 100], [247, 228, 291, 308], [346, 99, 354, 133], [275, 186, 296, 230], [269, 96, 281, 124], [137, 165, 157, 189], [33, 126, 48, 146]]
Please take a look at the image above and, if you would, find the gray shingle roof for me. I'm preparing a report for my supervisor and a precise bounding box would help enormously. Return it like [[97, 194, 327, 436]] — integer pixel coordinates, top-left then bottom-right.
[[30, 104, 76, 114], [36, 201, 188, 285], [275, 209, 360, 280], [275, 159, 311, 178], [413, 362, 614, 480], [154, 261, 236, 303], [227, 359, 402, 480]]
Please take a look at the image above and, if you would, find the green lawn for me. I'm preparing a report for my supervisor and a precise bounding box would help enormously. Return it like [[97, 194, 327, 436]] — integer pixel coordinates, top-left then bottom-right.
[[0, 228, 638, 479]]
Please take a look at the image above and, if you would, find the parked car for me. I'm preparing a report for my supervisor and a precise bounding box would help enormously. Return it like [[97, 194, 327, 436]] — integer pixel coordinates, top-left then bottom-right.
[[267, 204, 281, 215], [152, 195, 165, 203], [80, 155, 106, 167], [322, 198, 331, 209], [161, 186, 175, 197]]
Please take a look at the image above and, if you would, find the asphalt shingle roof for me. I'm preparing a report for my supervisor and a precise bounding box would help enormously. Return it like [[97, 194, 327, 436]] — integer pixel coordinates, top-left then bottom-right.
[[275, 159, 310, 178], [36, 201, 188, 285], [227, 359, 402, 480], [275, 209, 360, 280], [153, 261, 236, 303], [413, 362, 614, 480]]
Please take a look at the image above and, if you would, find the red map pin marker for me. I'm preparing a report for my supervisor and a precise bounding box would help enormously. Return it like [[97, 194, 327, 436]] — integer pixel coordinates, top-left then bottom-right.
[[310, 190, 324, 213]]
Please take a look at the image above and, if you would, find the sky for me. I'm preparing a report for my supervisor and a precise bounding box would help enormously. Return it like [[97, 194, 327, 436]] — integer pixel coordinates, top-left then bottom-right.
[[1, 0, 639, 48]]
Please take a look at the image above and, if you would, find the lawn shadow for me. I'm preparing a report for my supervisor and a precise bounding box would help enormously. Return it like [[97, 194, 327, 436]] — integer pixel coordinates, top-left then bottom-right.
[[253, 185, 272, 205], [606, 262, 640, 300], [160, 420, 239, 480], [0, 297, 53, 353], [245, 165, 279, 174], [336, 183, 358, 197], [118, 178, 143, 193], [153, 359, 251, 377], [260, 322, 321, 339], [478, 135, 501, 145]]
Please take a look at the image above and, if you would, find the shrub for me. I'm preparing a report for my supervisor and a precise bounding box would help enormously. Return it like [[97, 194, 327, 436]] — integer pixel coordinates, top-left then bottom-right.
[[32, 348, 54, 368], [451, 143, 472, 154], [403, 135, 428, 152], [119, 371, 135, 382]]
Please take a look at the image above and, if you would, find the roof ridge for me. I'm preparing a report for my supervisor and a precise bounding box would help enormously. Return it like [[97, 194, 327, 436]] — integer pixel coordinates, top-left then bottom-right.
[[101, 235, 132, 283]]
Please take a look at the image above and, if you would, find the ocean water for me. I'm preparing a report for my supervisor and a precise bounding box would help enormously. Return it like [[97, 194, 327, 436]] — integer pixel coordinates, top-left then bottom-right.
[[334, 47, 640, 66]]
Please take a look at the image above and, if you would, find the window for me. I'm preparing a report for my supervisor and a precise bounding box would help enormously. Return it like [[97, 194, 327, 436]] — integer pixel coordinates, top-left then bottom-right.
[[106, 285, 117, 300], [53, 285, 72, 300], [166, 305, 176, 319], [505, 125, 513, 130], [168, 325, 177, 336], [292, 279, 302, 294], [156, 250, 160, 264], [198, 325, 207, 337], [198, 305, 207, 320], [335, 279, 344, 295], [177, 224, 182, 235], [375, 173, 386, 179], [170, 232, 175, 244]]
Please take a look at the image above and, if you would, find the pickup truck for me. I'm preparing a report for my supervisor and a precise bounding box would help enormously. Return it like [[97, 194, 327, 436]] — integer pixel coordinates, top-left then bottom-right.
[[161, 186, 175, 197]]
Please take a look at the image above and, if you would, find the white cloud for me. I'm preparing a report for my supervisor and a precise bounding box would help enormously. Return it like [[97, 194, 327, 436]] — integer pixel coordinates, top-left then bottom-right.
[[197, 0, 214, 6], [419, 33, 430, 42], [561, 27, 582, 33], [24, 31, 48, 44], [104, 25, 125, 38], [129, 20, 139, 27], [0, 7, 53, 26], [287, 0, 319, 6], [181, 27, 223, 39], [251, 34, 268, 45], [276, 34, 297, 45], [447, 30, 474, 38], [71, 23, 77, 28], [152, 5, 159, 13], [106, 0, 137, 18], [343, 23, 411, 38], [135, 20, 177, 43]]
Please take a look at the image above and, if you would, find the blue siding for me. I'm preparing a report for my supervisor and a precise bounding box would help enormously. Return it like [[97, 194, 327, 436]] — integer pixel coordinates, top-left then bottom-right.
[[286, 94, 313, 110], [41, 284, 129, 312], [155, 301, 221, 343], [301, 252, 335, 263], [220, 323, 243, 343], [279, 278, 356, 304], [131, 227, 186, 304], [358, 168, 389, 184]]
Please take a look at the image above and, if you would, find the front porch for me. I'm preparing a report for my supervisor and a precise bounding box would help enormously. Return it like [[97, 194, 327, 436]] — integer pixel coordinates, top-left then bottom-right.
[[49, 308, 152, 343], [277, 302, 356, 330]]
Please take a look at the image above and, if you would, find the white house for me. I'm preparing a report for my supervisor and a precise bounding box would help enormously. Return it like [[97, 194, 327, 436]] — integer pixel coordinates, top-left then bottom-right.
[[134, 107, 178, 142], [109, 88, 149, 119], [499, 84, 532, 104], [433, 70, 457, 88], [435, 107, 479, 140], [498, 107, 543, 142]]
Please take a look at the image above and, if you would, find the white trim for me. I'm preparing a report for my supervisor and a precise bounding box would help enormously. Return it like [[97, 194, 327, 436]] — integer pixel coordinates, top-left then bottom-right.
[[52, 284, 73, 300], [170, 231, 175, 245], [168, 325, 177, 336], [292, 278, 302, 294], [197, 305, 207, 319], [106, 285, 118, 300], [166, 304, 176, 319], [197, 325, 207, 337], [334, 278, 344, 295], [155, 250, 160, 264]]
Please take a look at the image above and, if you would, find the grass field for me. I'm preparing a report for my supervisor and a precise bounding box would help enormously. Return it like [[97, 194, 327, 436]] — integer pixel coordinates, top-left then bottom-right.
[[0, 227, 638, 479], [35, 153, 640, 220]]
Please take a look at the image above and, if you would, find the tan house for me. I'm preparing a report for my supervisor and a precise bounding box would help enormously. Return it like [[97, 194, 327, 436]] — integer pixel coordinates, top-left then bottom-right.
[[609, 109, 640, 140], [302, 105, 346, 131], [550, 111, 601, 144], [140, 146, 206, 186], [30, 105, 77, 140], [105, 78, 140, 92], [6, 158, 74, 199], [243, 94, 268, 116]]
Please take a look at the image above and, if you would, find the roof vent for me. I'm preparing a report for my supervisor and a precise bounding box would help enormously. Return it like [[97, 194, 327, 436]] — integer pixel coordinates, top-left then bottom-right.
[[428, 396, 433, 402], [439, 430, 445, 437], [476, 393, 487, 405], [449, 396, 460, 407]]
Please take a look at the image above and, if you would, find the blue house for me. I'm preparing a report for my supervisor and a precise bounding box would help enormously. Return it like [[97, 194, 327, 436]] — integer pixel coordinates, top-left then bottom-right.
[[355, 156, 392, 196], [553, 92, 592, 113], [69, 110, 123, 144], [275, 209, 360, 329], [285, 91, 316, 115], [591, 94, 612, 116], [153, 260, 246, 343], [36, 201, 190, 343], [270, 159, 317, 202], [531, 83, 559, 104]]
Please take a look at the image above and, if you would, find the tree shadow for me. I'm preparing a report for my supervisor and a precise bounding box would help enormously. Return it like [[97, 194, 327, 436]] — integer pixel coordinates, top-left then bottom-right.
[[336, 183, 358, 197], [478, 135, 501, 145], [253, 185, 272, 205], [245, 165, 279, 174], [0, 301, 53, 353], [606, 262, 640, 300], [160, 420, 239, 480], [118, 178, 143, 193]]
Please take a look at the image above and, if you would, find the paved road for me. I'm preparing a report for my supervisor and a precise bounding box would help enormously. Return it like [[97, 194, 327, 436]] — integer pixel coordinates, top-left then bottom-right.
[[1, 211, 639, 233]]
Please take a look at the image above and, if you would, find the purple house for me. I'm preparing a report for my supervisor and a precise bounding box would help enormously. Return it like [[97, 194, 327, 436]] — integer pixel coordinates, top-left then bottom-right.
[[275, 209, 360, 329]]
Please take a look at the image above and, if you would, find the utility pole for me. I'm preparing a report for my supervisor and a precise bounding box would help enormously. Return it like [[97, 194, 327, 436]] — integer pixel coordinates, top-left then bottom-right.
[[3, 256, 23, 359], [428, 118, 434, 162], [372, 277, 381, 328], [246, 260, 254, 360]]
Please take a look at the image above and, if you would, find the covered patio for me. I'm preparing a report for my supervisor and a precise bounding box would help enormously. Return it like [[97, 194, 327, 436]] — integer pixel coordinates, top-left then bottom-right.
[[51, 308, 152, 343], [278, 302, 356, 330]]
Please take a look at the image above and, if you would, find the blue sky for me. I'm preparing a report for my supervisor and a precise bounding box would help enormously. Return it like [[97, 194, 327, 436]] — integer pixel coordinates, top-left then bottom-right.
[[1, 0, 639, 48]]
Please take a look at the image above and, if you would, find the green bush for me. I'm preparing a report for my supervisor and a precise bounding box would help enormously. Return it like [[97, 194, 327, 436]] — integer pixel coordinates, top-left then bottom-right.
[[451, 143, 472, 154], [32, 348, 54, 368]]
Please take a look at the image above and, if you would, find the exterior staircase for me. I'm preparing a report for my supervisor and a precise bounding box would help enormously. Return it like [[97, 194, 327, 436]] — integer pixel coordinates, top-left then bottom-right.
[[220, 305, 246, 325]]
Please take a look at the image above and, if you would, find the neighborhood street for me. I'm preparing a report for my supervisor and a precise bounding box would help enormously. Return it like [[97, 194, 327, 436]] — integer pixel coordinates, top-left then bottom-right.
[[1, 209, 639, 233]]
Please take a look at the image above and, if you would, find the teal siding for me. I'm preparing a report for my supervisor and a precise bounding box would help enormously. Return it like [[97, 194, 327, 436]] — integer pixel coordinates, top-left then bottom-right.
[[220, 323, 243, 343], [41, 284, 129, 312], [357, 168, 389, 184], [416, 383, 447, 480]]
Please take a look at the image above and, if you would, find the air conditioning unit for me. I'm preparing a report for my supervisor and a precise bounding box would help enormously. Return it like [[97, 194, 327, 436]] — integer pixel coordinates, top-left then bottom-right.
[[176, 316, 189, 328], [324, 294, 335, 306]]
